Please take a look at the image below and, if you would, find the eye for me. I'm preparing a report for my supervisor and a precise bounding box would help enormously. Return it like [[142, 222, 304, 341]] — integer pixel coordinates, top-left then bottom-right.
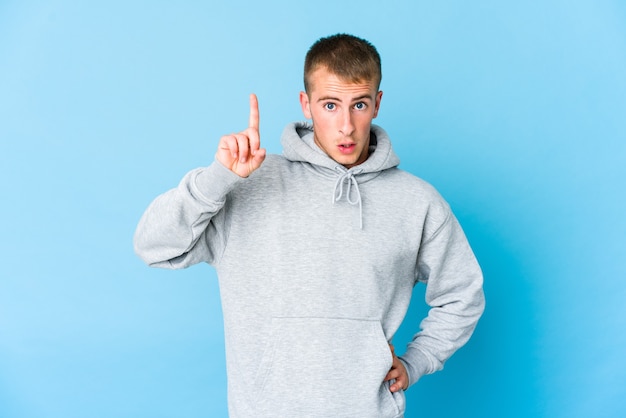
[[324, 103, 336, 111], [354, 102, 366, 110]]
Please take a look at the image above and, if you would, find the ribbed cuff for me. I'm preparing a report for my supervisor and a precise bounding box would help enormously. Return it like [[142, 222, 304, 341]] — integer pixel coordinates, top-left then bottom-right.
[[188, 161, 243, 205], [399, 346, 434, 387]]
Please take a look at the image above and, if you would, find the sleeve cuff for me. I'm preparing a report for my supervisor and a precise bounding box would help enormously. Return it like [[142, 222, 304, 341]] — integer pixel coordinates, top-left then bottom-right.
[[187, 160, 244, 205], [399, 346, 435, 387]]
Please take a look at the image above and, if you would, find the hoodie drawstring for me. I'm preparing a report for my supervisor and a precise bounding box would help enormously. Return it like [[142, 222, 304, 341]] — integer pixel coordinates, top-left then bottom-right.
[[333, 168, 364, 229]]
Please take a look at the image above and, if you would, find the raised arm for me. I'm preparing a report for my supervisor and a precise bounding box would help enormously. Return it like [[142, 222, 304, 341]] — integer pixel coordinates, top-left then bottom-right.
[[134, 94, 266, 268]]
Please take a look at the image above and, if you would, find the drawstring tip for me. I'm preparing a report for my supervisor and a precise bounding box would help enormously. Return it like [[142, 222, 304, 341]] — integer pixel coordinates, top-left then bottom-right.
[[333, 167, 365, 230]]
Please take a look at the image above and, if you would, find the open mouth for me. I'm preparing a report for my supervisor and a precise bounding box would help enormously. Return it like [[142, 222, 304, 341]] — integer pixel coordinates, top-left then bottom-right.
[[338, 143, 356, 153]]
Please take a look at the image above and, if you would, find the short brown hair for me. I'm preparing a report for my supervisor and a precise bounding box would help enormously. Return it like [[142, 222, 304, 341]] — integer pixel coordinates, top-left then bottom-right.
[[304, 33, 382, 92]]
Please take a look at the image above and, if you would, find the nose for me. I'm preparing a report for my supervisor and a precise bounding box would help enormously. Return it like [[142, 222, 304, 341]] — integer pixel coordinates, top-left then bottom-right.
[[339, 109, 355, 136]]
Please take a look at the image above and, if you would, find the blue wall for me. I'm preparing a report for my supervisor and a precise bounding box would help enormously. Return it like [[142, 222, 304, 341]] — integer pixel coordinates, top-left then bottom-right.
[[1, 1, 624, 417]]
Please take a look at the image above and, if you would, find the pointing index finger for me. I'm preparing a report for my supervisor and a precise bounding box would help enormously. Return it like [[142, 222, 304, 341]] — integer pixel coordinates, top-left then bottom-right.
[[249, 93, 259, 131]]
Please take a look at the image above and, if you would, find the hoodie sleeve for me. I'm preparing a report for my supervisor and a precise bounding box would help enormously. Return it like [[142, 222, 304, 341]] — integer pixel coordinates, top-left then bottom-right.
[[133, 161, 243, 269], [400, 209, 485, 387]]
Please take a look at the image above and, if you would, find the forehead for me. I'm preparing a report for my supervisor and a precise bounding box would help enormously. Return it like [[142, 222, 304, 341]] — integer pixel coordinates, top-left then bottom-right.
[[307, 67, 377, 98]]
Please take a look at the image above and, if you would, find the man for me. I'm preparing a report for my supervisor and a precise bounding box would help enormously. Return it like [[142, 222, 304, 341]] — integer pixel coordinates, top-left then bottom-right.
[[134, 33, 484, 418]]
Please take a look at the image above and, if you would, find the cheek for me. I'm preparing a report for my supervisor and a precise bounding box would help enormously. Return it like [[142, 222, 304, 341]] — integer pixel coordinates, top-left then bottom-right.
[[311, 111, 332, 130], [355, 114, 374, 130]]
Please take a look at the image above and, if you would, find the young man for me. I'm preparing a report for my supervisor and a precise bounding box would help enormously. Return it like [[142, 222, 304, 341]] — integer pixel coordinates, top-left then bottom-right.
[[134, 34, 484, 418]]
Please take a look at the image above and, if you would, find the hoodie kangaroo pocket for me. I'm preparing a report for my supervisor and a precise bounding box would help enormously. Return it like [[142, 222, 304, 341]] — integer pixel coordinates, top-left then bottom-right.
[[253, 317, 404, 418]]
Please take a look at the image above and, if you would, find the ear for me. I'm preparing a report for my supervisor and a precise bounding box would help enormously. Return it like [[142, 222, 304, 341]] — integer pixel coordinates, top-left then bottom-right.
[[299, 91, 312, 119], [372, 90, 383, 118]]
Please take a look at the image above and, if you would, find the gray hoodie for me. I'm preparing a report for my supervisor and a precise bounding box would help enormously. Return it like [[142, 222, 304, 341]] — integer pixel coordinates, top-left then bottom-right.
[[134, 122, 485, 418]]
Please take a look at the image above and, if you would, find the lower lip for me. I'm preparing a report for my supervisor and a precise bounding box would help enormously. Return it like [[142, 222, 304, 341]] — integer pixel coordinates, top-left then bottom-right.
[[338, 144, 356, 154]]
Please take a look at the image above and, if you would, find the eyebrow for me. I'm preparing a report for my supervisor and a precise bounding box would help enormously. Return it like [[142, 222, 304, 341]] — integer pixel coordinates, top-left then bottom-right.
[[316, 94, 373, 103]]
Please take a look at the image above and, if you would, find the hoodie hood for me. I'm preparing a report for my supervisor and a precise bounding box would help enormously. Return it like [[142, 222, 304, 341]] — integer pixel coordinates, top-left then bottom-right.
[[281, 121, 400, 177], [280, 122, 400, 228]]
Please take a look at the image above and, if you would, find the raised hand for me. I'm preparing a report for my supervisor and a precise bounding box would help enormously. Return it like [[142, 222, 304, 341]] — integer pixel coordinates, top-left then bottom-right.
[[216, 94, 266, 177]]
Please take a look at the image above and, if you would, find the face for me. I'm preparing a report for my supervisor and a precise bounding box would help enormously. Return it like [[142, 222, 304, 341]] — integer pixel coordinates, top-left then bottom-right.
[[300, 66, 383, 168]]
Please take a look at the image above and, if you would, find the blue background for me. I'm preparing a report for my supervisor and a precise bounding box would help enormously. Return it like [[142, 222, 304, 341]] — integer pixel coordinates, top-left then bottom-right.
[[1, 1, 625, 417]]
